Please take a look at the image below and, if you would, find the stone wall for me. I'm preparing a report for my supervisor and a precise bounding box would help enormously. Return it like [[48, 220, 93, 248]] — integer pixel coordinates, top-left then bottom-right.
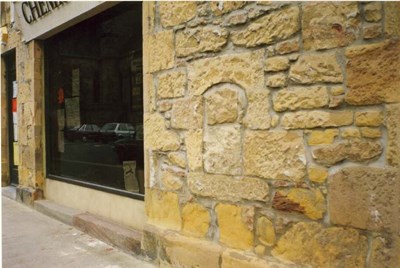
[[143, 2, 400, 267]]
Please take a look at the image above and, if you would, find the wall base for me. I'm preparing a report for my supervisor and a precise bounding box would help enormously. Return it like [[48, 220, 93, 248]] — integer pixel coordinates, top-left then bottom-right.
[[16, 186, 43, 206]]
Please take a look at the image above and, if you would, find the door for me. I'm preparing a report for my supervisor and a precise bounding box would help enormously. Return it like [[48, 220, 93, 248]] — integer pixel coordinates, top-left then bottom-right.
[[4, 51, 18, 185]]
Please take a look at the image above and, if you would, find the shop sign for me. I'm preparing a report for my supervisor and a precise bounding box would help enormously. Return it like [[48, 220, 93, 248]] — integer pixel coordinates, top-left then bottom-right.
[[14, 1, 118, 42]]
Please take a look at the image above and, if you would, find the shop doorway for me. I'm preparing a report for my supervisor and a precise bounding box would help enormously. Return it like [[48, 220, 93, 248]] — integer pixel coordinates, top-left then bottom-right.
[[4, 50, 18, 185]]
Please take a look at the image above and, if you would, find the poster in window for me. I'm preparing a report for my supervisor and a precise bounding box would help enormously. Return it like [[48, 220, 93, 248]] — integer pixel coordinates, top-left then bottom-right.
[[72, 68, 80, 97], [13, 142, 19, 166], [65, 98, 80, 128], [13, 81, 18, 98], [123, 161, 139, 192]]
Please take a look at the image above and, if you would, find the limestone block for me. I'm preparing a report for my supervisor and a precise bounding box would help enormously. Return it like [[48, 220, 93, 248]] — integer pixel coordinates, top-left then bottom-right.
[[159, 2, 197, 27], [345, 41, 400, 105], [162, 232, 222, 268], [216, 204, 254, 250], [157, 70, 186, 99], [312, 140, 383, 166], [272, 222, 368, 267], [185, 129, 203, 172], [204, 125, 242, 176], [329, 95, 344, 108], [328, 167, 400, 232], [171, 96, 203, 130], [330, 86, 344, 96], [302, 2, 360, 50], [360, 127, 381, 139], [243, 90, 271, 130], [265, 56, 290, 72], [188, 50, 264, 96], [386, 104, 400, 167], [231, 6, 299, 47], [210, 2, 247, 16], [308, 166, 328, 183], [144, 113, 180, 151], [222, 249, 297, 268], [273, 86, 329, 112], [148, 31, 174, 73], [167, 152, 186, 169], [355, 110, 383, 127], [272, 188, 326, 220], [182, 203, 210, 238], [176, 27, 229, 57], [289, 52, 343, 84], [281, 110, 353, 129], [370, 235, 400, 268], [340, 127, 361, 139], [205, 88, 239, 125], [243, 130, 306, 182], [158, 101, 172, 112], [256, 217, 276, 246], [363, 23, 382, 39], [384, 2, 400, 37], [364, 2, 382, 22], [188, 173, 269, 202], [275, 39, 300, 55], [161, 170, 184, 191], [307, 129, 338, 145], [266, 73, 287, 88], [223, 10, 248, 26], [145, 189, 181, 230]]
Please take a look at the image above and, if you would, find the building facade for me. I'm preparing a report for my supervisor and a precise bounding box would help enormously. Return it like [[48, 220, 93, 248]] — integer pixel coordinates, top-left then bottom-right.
[[1, 1, 400, 267]]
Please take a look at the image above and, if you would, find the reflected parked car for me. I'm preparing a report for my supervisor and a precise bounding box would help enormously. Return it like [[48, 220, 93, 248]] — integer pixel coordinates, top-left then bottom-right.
[[64, 124, 100, 142], [99, 123, 135, 143], [113, 137, 144, 165]]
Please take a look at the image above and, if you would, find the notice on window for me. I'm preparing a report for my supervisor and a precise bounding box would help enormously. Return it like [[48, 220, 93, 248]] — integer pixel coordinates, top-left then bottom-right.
[[13, 123, 18, 141], [13, 142, 19, 166], [65, 98, 80, 128], [72, 68, 80, 97], [13, 81, 18, 98], [123, 161, 139, 193]]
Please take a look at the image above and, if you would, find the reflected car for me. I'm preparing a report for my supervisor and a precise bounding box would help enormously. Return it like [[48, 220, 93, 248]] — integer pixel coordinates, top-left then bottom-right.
[[113, 137, 144, 165], [99, 123, 135, 143], [64, 124, 100, 142]]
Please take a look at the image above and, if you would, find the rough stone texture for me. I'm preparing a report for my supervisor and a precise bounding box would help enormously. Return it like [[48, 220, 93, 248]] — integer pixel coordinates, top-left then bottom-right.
[[223, 10, 248, 26], [345, 41, 400, 105], [167, 152, 186, 169], [289, 52, 343, 84], [231, 6, 299, 47], [222, 249, 297, 268], [188, 173, 269, 202], [384, 2, 400, 37], [162, 232, 222, 268], [272, 222, 368, 267], [182, 203, 210, 238], [273, 86, 329, 112], [205, 88, 239, 125], [144, 113, 180, 152], [370, 235, 400, 268], [243, 90, 271, 130], [188, 50, 264, 96], [256, 217, 276, 246], [308, 166, 328, 184], [176, 27, 229, 57], [161, 170, 184, 191], [185, 129, 203, 172], [307, 129, 339, 145], [312, 140, 383, 166], [170, 96, 203, 130], [216, 204, 254, 250], [341, 127, 361, 139], [266, 73, 287, 88], [386, 104, 400, 167], [159, 2, 197, 27], [148, 31, 174, 73], [244, 131, 306, 182], [265, 56, 290, 72], [360, 127, 381, 139], [355, 110, 383, 127], [328, 167, 400, 232], [363, 23, 382, 39], [329, 95, 344, 108], [330, 86, 344, 96], [145, 189, 181, 231], [281, 110, 353, 129], [273, 188, 326, 220], [204, 125, 242, 176], [157, 70, 186, 99], [302, 2, 360, 50], [275, 39, 300, 55], [158, 100, 172, 112], [210, 2, 247, 16], [364, 2, 382, 22]]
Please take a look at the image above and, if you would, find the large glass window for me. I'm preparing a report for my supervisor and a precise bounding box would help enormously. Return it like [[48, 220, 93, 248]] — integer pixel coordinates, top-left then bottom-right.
[[45, 2, 144, 199]]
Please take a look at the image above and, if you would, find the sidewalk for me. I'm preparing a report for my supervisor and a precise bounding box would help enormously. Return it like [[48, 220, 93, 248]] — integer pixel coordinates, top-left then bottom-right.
[[2, 196, 156, 268]]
